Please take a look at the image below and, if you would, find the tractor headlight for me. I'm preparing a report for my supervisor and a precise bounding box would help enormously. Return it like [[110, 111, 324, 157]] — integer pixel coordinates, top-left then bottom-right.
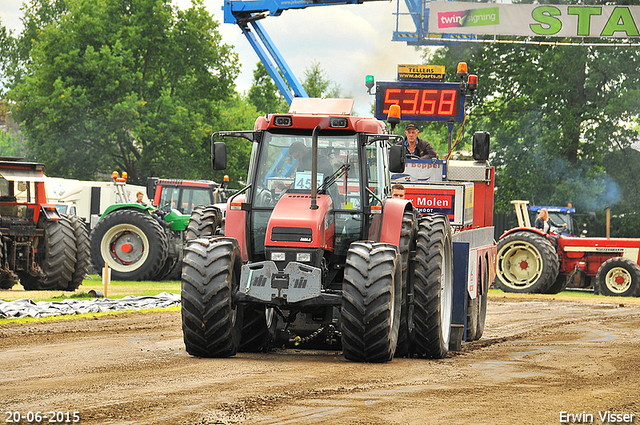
[[271, 252, 286, 261], [296, 253, 312, 262]]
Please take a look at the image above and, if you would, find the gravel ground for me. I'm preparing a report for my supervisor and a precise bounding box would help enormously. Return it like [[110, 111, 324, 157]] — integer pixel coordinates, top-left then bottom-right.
[[1, 293, 639, 425]]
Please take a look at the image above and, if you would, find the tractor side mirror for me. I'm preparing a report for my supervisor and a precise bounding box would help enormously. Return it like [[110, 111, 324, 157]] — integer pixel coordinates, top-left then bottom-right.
[[211, 141, 227, 170], [389, 144, 405, 173], [472, 131, 490, 162], [146, 177, 158, 200]]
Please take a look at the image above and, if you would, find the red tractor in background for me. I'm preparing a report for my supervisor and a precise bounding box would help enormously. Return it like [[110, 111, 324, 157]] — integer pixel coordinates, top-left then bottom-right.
[[495, 200, 640, 297], [0, 158, 90, 291], [180, 73, 494, 361]]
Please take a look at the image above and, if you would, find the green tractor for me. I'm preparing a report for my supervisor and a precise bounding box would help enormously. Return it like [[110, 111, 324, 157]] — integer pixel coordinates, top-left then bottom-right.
[[89, 175, 230, 281]]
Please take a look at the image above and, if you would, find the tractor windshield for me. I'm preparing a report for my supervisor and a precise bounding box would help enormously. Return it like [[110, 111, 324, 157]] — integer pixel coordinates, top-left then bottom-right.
[[247, 132, 388, 258], [250, 133, 363, 209]]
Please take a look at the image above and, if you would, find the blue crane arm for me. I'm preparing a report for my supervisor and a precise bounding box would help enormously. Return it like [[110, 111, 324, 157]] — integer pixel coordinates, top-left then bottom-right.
[[223, 0, 372, 24], [224, 0, 385, 104]]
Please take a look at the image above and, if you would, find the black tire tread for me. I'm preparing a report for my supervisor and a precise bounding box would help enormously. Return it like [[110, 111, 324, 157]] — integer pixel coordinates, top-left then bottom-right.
[[341, 241, 401, 363], [68, 215, 90, 291], [181, 237, 242, 357], [186, 206, 222, 240], [412, 215, 452, 359], [396, 211, 416, 358]]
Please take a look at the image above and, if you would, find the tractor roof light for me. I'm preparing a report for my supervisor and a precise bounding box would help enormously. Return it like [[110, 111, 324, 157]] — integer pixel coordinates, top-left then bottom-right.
[[387, 104, 401, 132], [224, 175, 229, 182], [457, 62, 468, 79], [467, 74, 478, 96], [329, 117, 348, 128], [273, 116, 293, 127], [112, 170, 127, 182]]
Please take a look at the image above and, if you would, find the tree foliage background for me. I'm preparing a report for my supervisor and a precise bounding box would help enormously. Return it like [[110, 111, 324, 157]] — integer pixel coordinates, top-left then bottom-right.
[[5, 0, 254, 187]]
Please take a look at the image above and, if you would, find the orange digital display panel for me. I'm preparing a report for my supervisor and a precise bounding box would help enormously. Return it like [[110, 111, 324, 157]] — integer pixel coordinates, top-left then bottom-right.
[[374, 82, 464, 122]]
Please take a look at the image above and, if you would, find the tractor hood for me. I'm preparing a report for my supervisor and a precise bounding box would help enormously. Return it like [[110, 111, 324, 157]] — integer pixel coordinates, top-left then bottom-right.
[[265, 193, 334, 251]]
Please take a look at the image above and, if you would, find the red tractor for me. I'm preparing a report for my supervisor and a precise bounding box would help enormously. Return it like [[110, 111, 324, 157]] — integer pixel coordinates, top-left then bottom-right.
[[495, 201, 640, 297], [180, 90, 491, 361], [0, 158, 90, 290]]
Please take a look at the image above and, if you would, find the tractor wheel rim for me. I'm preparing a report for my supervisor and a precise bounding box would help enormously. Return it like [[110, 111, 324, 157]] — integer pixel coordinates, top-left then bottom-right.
[[604, 267, 632, 294], [497, 240, 544, 289], [101, 224, 150, 273]]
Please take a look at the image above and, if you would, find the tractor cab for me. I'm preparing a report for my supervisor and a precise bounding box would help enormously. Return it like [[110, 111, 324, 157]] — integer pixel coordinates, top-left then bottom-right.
[[215, 98, 405, 266]]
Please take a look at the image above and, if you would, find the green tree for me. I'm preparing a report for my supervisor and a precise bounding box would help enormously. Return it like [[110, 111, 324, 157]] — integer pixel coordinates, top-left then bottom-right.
[[428, 38, 640, 224], [247, 62, 288, 114], [9, 0, 241, 185], [0, 22, 17, 97], [0, 130, 27, 158], [302, 61, 340, 98]]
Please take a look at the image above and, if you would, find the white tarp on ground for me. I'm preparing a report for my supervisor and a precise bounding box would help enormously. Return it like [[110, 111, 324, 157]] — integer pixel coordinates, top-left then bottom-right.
[[0, 292, 180, 319]]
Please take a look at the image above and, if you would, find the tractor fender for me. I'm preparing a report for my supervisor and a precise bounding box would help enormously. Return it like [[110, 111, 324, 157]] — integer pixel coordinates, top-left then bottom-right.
[[224, 194, 248, 261], [39, 205, 62, 221], [498, 226, 547, 241], [100, 203, 151, 219], [378, 199, 413, 247]]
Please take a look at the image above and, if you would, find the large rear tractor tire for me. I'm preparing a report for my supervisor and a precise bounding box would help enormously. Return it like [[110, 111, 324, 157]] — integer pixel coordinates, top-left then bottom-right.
[[596, 257, 640, 297], [495, 231, 559, 293], [68, 215, 90, 291], [90, 210, 168, 281], [412, 214, 454, 359], [186, 206, 222, 240], [396, 211, 417, 358], [19, 217, 77, 291], [181, 237, 243, 357], [341, 241, 402, 363]]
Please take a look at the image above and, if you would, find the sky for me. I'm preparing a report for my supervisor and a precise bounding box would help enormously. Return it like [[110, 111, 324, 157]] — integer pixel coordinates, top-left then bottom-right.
[[0, 0, 427, 116]]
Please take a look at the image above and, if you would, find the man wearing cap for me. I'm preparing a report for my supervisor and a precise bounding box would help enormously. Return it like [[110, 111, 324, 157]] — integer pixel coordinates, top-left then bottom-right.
[[399, 122, 438, 159]]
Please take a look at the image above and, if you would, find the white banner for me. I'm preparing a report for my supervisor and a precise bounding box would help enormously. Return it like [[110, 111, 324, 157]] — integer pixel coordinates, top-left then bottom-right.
[[427, 2, 640, 38]]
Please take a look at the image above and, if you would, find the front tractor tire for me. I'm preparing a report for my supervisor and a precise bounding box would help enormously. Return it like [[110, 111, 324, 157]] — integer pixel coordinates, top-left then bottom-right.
[[412, 214, 454, 359], [596, 257, 640, 298], [341, 241, 402, 363], [90, 210, 168, 281], [495, 231, 559, 293], [181, 237, 243, 358]]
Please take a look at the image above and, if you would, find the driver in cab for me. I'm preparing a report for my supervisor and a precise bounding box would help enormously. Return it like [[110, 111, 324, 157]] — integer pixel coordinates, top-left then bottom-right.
[[398, 122, 438, 159], [288, 141, 335, 182]]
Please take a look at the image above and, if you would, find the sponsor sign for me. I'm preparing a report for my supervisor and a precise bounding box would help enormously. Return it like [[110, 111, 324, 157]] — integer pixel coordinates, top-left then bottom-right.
[[405, 187, 455, 217], [397, 64, 446, 81], [428, 2, 640, 38], [390, 159, 446, 182]]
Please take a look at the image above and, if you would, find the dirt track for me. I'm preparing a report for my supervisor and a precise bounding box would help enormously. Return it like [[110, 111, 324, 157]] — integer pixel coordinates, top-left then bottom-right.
[[1, 294, 639, 425]]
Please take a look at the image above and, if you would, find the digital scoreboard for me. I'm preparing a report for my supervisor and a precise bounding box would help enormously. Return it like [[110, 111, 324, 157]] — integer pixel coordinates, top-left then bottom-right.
[[374, 81, 465, 122]]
